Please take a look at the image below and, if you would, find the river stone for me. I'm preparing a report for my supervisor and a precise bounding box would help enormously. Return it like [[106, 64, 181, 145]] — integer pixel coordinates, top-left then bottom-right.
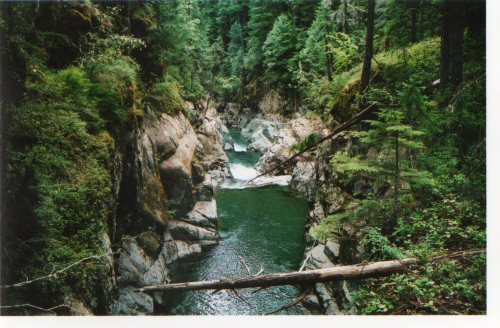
[[175, 240, 202, 259], [191, 162, 205, 185], [185, 209, 216, 228], [302, 294, 321, 310], [64, 295, 93, 315], [223, 142, 234, 151], [308, 244, 335, 269], [199, 240, 219, 247], [162, 240, 202, 263], [114, 286, 154, 315], [192, 199, 217, 222], [314, 283, 341, 315], [290, 160, 316, 198], [195, 182, 214, 202], [325, 240, 341, 264], [168, 220, 218, 241]]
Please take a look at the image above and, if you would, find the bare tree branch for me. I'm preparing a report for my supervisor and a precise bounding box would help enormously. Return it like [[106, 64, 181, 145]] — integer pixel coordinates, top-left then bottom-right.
[[248, 103, 376, 183], [231, 290, 252, 306], [238, 255, 252, 275], [263, 288, 312, 315], [0, 303, 72, 314], [1, 250, 119, 289]]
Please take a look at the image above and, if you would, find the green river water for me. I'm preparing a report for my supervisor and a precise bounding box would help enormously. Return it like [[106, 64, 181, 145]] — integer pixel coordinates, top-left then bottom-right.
[[166, 129, 309, 315]]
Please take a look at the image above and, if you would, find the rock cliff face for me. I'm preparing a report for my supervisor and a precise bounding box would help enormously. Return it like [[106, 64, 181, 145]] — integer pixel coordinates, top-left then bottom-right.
[[104, 105, 229, 314]]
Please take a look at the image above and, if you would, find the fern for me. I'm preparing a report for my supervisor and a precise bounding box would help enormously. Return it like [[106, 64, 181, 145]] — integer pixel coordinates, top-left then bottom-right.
[[292, 132, 321, 152]]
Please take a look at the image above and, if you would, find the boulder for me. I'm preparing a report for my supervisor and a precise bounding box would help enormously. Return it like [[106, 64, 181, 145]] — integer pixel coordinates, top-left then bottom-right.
[[314, 283, 341, 315], [192, 199, 218, 223], [168, 220, 218, 241], [308, 244, 335, 270], [325, 241, 341, 264], [114, 286, 154, 315], [290, 160, 316, 198]]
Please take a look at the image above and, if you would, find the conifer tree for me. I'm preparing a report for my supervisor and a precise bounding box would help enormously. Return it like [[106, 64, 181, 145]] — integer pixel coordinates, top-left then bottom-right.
[[331, 104, 433, 214], [262, 14, 297, 88]]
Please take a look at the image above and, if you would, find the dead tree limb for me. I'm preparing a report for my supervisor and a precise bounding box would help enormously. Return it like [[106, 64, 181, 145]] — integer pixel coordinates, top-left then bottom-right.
[[1, 251, 117, 289], [0, 303, 72, 314], [135, 250, 484, 293], [137, 258, 416, 293], [263, 288, 312, 315], [248, 103, 376, 183]]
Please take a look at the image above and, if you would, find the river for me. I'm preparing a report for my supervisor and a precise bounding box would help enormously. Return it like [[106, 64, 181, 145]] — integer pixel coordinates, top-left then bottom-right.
[[166, 128, 309, 315]]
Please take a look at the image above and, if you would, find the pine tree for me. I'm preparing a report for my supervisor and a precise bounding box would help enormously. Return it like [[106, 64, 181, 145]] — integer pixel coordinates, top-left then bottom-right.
[[243, 0, 286, 75], [262, 13, 297, 88], [227, 21, 245, 77], [331, 105, 433, 214]]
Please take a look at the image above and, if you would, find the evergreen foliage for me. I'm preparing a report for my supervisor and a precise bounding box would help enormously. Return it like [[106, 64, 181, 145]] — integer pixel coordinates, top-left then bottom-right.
[[0, 0, 486, 316]]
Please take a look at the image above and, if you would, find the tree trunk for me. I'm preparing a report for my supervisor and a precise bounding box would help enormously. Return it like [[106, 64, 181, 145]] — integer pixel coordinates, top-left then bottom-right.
[[342, 0, 349, 34], [394, 131, 400, 216], [135, 250, 483, 293], [440, 0, 465, 89], [440, 0, 451, 89], [324, 38, 333, 81], [450, 1, 464, 87], [410, 5, 417, 43], [360, 0, 375, 93], [136, 258, 418, 292]]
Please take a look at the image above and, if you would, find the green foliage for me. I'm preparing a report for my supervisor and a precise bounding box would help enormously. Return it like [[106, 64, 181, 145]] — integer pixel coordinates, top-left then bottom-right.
[[360, 227, 404, 260], [379, 0, 439, 49], [263, 14, 297, 88], [331, 106, 432, 198], [147, 77, 186, 116], [353, 193, 486, 314], [310, 212, 350, 241], [291, 132, 320, 152], [7, 99, 112, 305], [326, 32, 359, 73]]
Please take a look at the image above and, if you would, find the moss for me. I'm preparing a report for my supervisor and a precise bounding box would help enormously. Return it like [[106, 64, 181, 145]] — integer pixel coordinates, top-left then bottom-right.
[[324, 38, 440, 120], [146, 79, 186, 116]]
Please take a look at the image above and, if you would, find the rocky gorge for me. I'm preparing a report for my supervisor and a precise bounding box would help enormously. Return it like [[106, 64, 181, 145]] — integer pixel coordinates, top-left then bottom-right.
[[111, 88, 360, 314], [213, 91, 361, 315], [102, 104, 232, 315]]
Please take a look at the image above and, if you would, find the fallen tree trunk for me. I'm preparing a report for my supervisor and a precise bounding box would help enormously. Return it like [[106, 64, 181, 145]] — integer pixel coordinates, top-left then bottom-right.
[[135, 250, 483, 293], [137, 258, 416, 293], [248, 102, 376, 183]]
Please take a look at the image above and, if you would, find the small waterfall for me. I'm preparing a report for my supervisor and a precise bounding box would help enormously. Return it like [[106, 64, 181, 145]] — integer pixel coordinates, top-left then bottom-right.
[[228, 163, 258, 180], [221, 132, 291, 190], [233, 143, 247, 152]]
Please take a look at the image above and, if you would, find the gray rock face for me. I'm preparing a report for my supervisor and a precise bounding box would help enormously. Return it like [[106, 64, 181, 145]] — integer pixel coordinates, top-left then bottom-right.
[[325, 241, 341, 264], [197, 108, 228, 164], [157, 113, 199, 216], [220, 103, 256, 129], [314, 283, 341, 315], [290, 160, 317, 198], [168, 220, 218, 241], [114, 104, 229, 315], [114, 287, 154, 315], [307, 244, 335, 270]]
